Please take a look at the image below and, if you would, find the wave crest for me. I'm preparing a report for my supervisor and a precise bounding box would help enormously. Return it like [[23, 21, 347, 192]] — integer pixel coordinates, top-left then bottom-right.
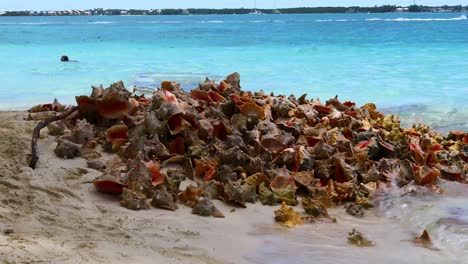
[[366, 15, 467, 22]]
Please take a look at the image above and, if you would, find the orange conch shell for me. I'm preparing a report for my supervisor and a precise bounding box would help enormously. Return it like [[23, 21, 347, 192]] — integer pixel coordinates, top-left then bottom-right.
[[146, 161, 165, 186], [96, 92, 130, 119], [239, 102, 266, 120], [168, 113, 191, 135], [93, 175, 127, 194], [178, 185, 203, 208], [409, 139, 426, 165], [76, 96, 97, 115], [194, 159, 217, 182], [106, 125, 129, 151]]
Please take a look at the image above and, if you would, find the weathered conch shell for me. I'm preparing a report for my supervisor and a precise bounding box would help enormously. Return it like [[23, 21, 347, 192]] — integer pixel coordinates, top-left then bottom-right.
[[348, 229, 374, 247], [151, 189, 178, 211], [68, 119, 94, 144], [161, 81, 181, 92], [178, 185, 203, 208], [223, 179, 257, 207], [260, 137, 287, 155], [345, 203, 365, 217], [259, 182, 296, 206], [120, 188, 150, 210], [333, 155, 356, 183], [301, 198, 328, 217], [412, 229, 438, 250], [28, 98, 66, 113], [126, 156, 153, 196], [54, 139, 81, 159], [291, 171, 318, 194], [192, 198, 224, 218], [274, 202, 304, 227], [121, 136, 146, 159], [270, 166, 296, 189]]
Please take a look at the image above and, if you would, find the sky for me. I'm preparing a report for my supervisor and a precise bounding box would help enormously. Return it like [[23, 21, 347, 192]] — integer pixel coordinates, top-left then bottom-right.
[[0, 0, 466, 11]]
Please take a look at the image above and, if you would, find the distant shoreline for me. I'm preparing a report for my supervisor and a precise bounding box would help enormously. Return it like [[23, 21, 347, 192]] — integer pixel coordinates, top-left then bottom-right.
[[1, 5, 467, 16]]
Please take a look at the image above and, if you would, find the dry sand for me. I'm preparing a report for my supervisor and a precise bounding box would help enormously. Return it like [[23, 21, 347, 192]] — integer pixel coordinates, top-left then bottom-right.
[[0, 111, 458, 264]]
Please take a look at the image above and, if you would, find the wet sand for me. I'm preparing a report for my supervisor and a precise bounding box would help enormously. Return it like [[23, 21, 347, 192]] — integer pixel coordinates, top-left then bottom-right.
[[0, 111, 462, 263]]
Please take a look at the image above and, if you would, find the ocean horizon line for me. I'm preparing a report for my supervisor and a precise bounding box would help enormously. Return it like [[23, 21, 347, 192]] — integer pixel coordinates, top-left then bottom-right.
[[1, 4, 467, 16]]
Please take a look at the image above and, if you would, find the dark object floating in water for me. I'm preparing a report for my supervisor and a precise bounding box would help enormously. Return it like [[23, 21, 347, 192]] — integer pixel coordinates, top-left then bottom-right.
[[61, 55, 69, 62]]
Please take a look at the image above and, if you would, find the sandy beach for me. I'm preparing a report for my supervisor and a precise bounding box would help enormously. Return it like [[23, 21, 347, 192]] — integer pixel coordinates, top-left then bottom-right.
[[0, 111, 461, 264]]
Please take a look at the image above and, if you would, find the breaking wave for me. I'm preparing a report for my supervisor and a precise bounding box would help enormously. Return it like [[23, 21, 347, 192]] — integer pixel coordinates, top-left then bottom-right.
[[366, 15, 467, 22], [136, 20, 184, 24], [315, 19, 356, 22], [0, 22, 63, 25], [87, 21, 117, 24], [201, 20, 225, 23]]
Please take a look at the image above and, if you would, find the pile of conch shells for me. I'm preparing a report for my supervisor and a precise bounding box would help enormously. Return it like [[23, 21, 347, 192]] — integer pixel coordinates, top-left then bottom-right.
[[31, 72, 468, 222]]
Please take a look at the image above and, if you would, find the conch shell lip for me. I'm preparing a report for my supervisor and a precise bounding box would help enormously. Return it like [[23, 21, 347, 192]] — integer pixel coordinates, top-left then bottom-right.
[[260, 137, 287, 154], [145, 161, 165, 186], [239, 102, 266, 120], [93, 175, 127, 194], [95, 92, 130, 119], [105, 124, 129, 151]]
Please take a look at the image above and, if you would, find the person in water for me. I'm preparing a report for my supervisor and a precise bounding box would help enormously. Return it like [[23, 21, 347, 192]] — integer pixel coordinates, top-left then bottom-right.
[[61, 55, 78, 62]]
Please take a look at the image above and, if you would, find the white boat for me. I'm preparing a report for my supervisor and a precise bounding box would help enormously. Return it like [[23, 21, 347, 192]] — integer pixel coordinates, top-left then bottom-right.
[[272, 0, 281, 14], [249, 10, 263, 15], [249, 0, 263, 15]]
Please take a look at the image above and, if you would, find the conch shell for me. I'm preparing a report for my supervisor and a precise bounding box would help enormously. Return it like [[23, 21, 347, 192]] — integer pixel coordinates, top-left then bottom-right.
[[274, 202, 304, 227], [192, 198, 224, 218], [106, 125, 128, 151], [93, 175, 127, 194]]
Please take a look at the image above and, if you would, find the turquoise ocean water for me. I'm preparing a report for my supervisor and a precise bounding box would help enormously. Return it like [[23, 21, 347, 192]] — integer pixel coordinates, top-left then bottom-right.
[[0, 13, 467, 132], [0, 12, 467, 262]]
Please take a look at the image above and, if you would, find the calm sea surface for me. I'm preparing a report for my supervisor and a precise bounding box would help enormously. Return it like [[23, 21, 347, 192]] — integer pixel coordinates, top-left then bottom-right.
[[0, 12, 467, 263], [0, 12, 467, 131], [0, 13, 467, 132]]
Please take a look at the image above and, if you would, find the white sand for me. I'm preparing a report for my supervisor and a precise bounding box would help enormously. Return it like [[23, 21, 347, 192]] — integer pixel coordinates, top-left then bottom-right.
[[0, 111, 458, 264]]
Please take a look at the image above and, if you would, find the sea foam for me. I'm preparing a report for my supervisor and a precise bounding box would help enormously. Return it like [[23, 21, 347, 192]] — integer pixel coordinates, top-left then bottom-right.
[[366, 15, 467, 22]]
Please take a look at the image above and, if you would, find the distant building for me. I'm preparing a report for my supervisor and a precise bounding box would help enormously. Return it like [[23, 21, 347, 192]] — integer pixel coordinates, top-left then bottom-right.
[[0, 11, 5, 16], [120, 10, 128, 15], [395, 7, 409, 12], [181, 9, 189, 15]]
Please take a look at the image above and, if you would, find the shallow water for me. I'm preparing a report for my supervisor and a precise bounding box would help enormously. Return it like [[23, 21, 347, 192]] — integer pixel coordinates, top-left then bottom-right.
[[246, 181, 468, 264], [0, 13, 467, 132], [377, 180, 468, 261]]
